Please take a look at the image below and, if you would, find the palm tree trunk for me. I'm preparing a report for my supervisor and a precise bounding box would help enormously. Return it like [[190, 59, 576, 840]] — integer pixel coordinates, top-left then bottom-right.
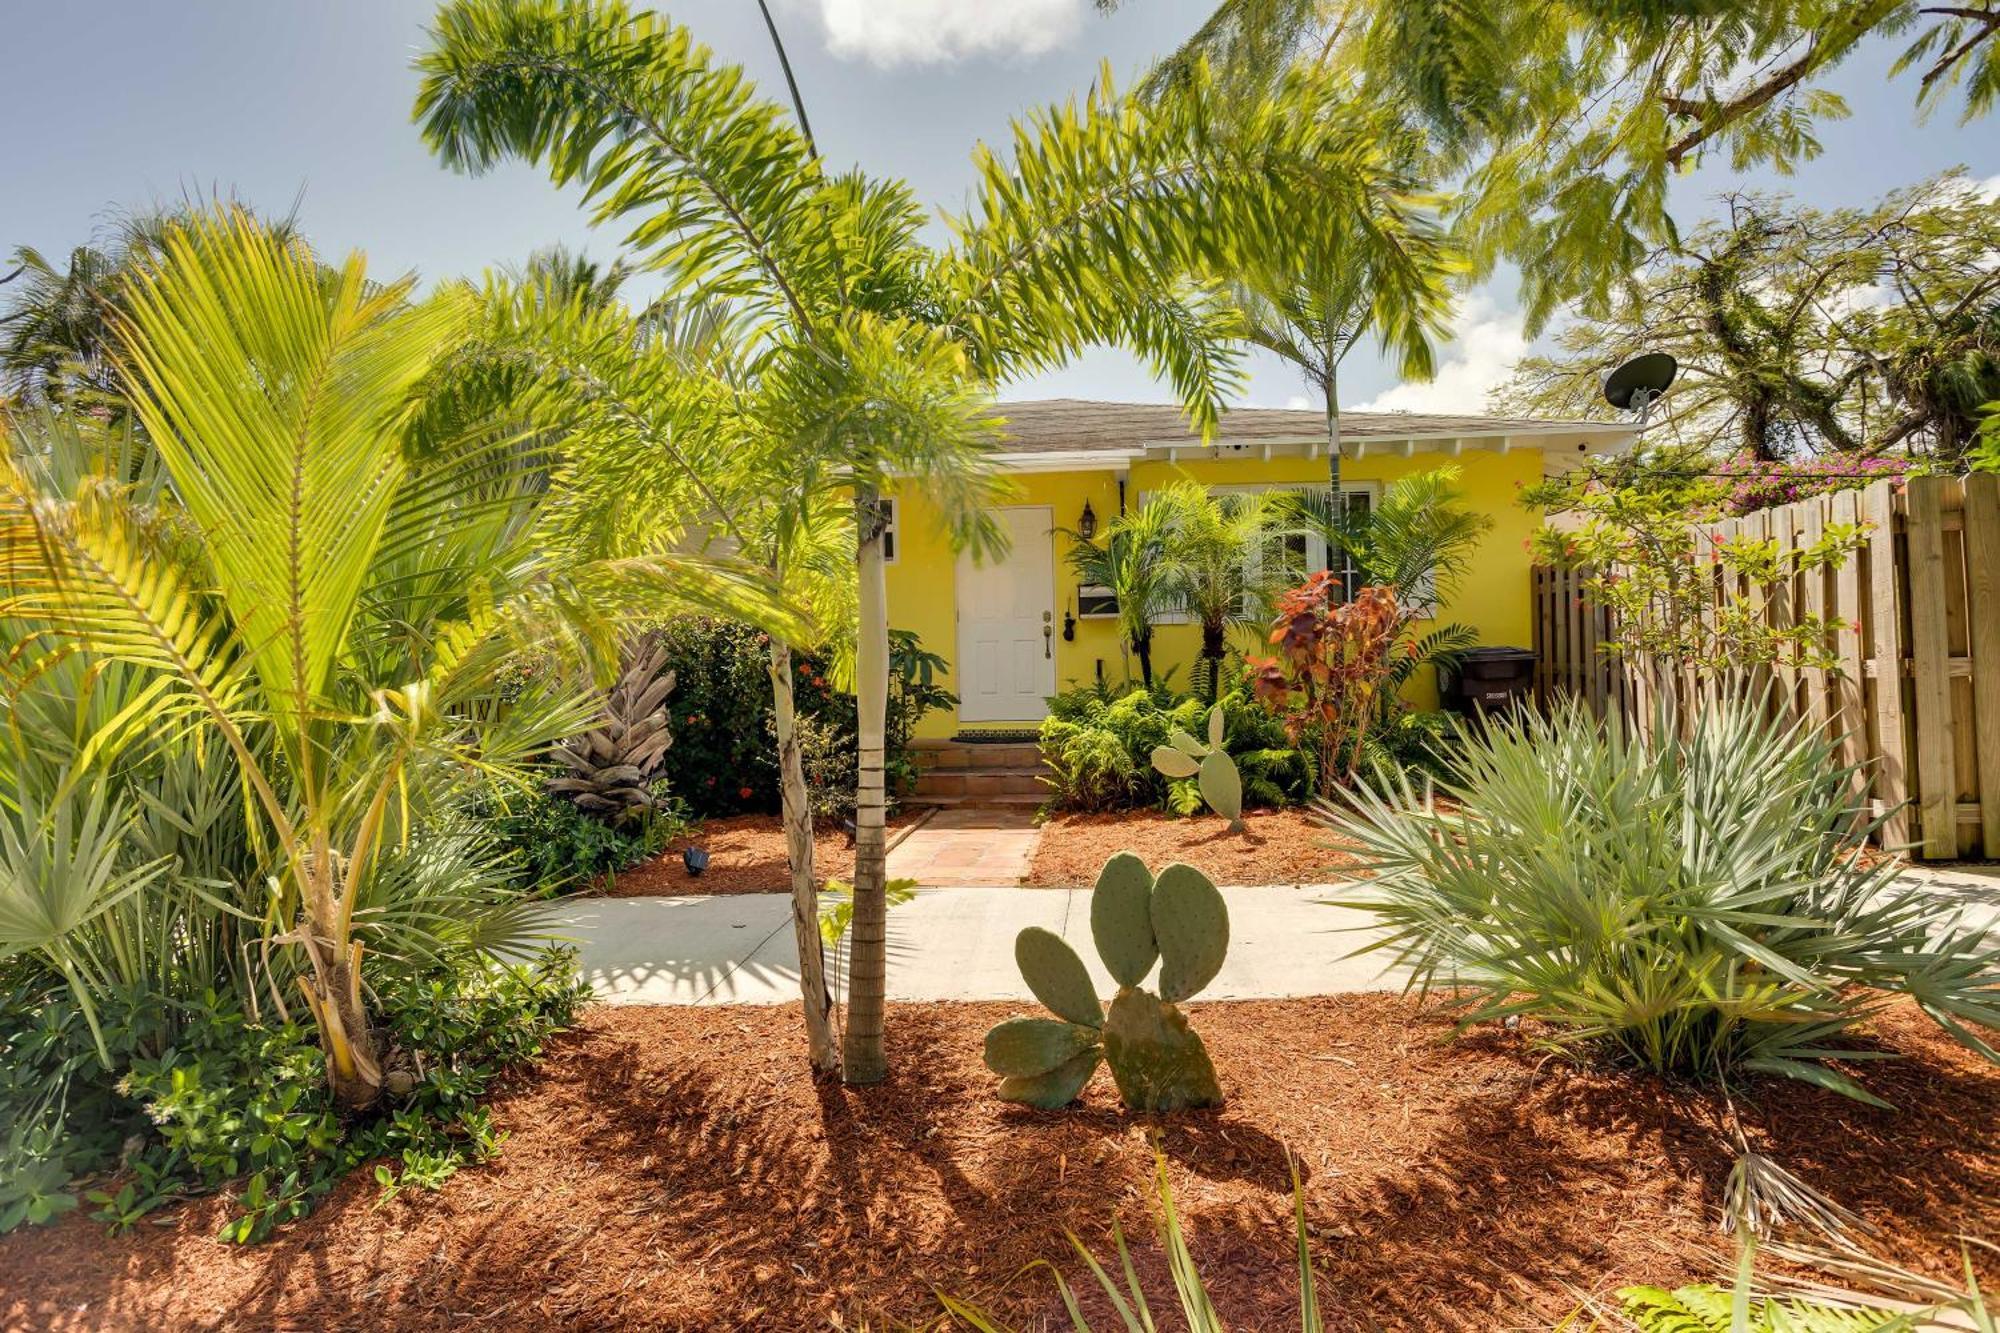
[[767, 638, 841, 1075], [302, 851, 382, 1109], [1201, 621, 1226, 702], [317, 943, 381, 1110], [1323, 365, 1342, 493], [1134, 629, 1154, 687], [1323, 366, 1344, 594], [842, 486, 891, 1084]]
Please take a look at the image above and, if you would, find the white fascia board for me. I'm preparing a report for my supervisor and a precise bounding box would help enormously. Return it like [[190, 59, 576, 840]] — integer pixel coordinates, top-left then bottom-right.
[[987, 448, 1145, 473]]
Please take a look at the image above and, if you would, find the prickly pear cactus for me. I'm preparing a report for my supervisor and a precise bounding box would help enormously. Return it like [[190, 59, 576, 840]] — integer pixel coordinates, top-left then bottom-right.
[[1149, 703, 1245, 832], [983, 852, 1228, 1112]]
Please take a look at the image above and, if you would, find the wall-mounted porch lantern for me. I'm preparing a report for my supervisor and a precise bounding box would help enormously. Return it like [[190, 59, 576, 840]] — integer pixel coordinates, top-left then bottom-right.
[[1077, 499, 1097, 540]]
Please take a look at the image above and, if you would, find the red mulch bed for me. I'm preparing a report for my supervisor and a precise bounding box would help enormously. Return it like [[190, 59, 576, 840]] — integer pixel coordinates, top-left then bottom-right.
[[600, 813, 920, 896], [7, 999, 1993, 1331], [1029, 807, 1362, 886]]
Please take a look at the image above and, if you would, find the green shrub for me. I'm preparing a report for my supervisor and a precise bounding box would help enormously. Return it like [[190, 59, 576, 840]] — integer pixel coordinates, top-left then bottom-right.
[[1322, 694, 2000, 1102], [1, 947, 589, 1241], [1038, 671, 1312, 815], [651, 617, 951, 817], [1039, 718, 1140, 811], [489, 783, 686, 892]]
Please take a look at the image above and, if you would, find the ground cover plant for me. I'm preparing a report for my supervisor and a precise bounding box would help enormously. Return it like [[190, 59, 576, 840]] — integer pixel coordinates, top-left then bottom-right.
[[1321, 692, 2000, 1102]]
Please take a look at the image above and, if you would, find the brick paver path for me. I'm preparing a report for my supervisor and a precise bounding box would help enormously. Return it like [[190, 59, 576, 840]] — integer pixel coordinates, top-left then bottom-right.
[[885, 806, 1040, 886]]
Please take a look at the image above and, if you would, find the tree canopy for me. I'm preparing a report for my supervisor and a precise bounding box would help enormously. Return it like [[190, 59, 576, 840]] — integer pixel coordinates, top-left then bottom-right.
[[1496, 172, 2000, 463]]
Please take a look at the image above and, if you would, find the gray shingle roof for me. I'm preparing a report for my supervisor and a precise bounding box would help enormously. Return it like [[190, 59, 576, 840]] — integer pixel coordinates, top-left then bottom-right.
[[989, 397, 1629, 454]]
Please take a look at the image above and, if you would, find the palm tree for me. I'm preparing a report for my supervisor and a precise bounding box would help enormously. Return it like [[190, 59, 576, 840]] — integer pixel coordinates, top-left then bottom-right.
[[0, 211, 779, 1107], [1, 202, 305, 409], [1289, 464, 1490, 611], [414, 0, 1436, 1083], [1063, 493, 1186, 688], [1151, 482, 1291, 699], [1283, 464, 1491, 705]]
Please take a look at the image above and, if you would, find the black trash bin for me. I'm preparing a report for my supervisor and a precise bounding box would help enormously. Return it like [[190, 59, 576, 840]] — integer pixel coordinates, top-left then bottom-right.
[[1439, 646, 1538, 717]]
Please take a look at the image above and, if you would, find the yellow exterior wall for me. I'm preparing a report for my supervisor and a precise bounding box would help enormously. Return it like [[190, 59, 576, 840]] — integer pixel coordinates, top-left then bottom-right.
[[886, 446, 1544, 738]]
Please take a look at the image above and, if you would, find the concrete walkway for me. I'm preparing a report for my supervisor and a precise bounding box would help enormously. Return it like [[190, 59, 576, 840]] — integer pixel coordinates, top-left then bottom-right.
[[885, 807, 1038, 886], [547, 884, 1403, 1006], [546, 860, 2000, 1008]]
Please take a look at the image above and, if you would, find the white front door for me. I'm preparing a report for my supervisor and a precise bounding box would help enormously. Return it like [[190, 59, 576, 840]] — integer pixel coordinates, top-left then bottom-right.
[[956, 505, 1055, 722]]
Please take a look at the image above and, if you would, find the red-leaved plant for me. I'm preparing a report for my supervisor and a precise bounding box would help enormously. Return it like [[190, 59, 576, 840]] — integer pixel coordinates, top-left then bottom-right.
[[1248, 575, 1404, 794]]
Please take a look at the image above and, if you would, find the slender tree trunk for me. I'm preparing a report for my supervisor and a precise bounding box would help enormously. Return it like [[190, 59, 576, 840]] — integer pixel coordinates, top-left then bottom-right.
[[1134, 629, 1155, 687], [768, 638, 841, 1075], [842, 486, 891, 1084], [317, 943, 380, 1110], [1324, 365, 1345, 590], [302, 850, 382, 1109], [1201, 621, 1226, 702]]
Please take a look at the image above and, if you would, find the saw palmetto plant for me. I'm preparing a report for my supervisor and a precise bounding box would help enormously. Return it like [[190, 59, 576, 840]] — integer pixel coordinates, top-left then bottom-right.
[[0, 210, 781, 1109], [413, 0, 1447, 1084], [1320, 692, 2000, 1102]]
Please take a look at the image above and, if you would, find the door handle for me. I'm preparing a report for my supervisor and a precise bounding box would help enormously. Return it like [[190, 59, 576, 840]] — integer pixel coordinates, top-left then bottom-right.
[[1043, 611, 1053, 659]]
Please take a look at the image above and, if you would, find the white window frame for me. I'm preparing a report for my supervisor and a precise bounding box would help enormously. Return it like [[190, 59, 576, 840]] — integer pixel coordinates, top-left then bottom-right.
[[1198, 481, 1380, 611]]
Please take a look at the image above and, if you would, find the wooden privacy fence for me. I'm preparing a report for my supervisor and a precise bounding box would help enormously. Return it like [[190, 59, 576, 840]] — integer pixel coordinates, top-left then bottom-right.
[[1533, 475, 2000, 860]]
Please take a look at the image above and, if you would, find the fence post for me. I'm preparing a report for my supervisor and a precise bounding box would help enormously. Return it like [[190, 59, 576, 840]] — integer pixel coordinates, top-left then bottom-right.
[[1829, 489, 1868, 814], [1964, 475, 2000, 857], [1863, 481, 1912, 850], [1904, 477, 1957, 859]]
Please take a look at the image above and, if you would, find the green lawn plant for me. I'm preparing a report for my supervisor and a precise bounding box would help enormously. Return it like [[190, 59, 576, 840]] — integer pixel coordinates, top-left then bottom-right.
[[985, 853, 1228, 1112], [1319, 691, 2000, 1103], [1149, 703, 1246, 832]]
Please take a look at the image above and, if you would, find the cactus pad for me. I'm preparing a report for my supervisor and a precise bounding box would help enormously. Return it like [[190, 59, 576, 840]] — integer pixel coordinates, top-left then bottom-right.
[[1197, 750, 1244, 831], [1151, 863, 1230, 1002], [1101, 988, 1222, 1111], [1150, 745, 1201, 779], [997, 1050, 1102, 1109], [984, 851, 1230, 1114], [1015, 927, 1103, 1028], [1091, 852, 1159, 986], [984, 1016, 1101, 1078]]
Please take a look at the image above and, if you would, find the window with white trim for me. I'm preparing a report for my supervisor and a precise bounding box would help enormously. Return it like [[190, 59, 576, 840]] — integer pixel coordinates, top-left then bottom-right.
[[1199, 482, 1377, 606]]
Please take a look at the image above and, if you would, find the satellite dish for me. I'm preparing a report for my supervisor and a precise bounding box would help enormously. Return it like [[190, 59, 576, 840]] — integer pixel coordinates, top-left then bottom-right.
[[1603, 352, 1678, 425]]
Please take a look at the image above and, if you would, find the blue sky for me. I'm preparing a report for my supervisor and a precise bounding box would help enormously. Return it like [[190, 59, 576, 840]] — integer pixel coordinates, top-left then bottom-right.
[[4, 1, 1993, 413]]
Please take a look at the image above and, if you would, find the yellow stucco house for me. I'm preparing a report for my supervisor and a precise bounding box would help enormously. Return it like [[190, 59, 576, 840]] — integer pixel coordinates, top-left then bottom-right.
[[887, 398, 1635, 741]]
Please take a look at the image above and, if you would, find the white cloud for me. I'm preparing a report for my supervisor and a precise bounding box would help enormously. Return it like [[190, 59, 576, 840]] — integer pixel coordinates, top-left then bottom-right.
[[1354, 295, 1528, 414], [808, 0, 1086, 67], [1979, 174, 2000, 203], [1283, 393, 1313, 410]]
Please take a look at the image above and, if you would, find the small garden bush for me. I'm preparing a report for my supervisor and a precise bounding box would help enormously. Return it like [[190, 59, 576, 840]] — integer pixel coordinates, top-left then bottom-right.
[[1039, 671, 1311, 815], [1322, 693, 2000, 1102], [1039, 666, 1453, 816], [1, 946, 588, 1241], [650, 617, 951, 818], [488, 783, 687, 892]]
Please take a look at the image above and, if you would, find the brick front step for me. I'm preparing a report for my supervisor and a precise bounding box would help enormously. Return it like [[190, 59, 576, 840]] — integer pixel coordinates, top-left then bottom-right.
[[911, 791, 1045, 807], [912, 742, 1041, 770], [913, 767, 1048, 798]]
